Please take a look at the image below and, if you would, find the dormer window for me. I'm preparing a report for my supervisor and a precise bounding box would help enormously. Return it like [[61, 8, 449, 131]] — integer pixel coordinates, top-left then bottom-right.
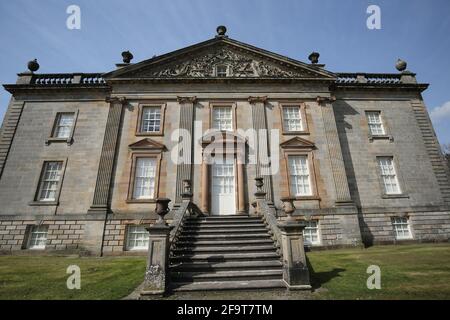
[[216, 65, 228, 77]]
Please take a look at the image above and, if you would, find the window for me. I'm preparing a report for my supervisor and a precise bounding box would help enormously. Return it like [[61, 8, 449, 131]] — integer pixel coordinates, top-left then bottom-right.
[[141, 106, 161, 133], [126, 225, 149, 250], [366, 111, 385, 136], [213, 106, 233, 131], [37, 161, 63, 201], [283, 106, 303, 132], [378, 157, 401, 194], [216, 65, 228, 77], [133, 158, 157, 199], [392, 217, 412, 240], [27, 225, 48, 249], [53, 113, 75, 138], [303, 220, 320, 245], [288, 155, 312, 196]]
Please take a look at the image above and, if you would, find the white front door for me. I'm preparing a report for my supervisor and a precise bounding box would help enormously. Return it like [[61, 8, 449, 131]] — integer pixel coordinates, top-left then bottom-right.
[[211, 158, 236, 215]]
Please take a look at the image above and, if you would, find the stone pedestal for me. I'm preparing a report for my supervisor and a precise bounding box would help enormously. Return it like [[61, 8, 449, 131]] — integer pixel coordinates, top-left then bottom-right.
[[278, 221, 311, 290], [141, 223, 174, 295]]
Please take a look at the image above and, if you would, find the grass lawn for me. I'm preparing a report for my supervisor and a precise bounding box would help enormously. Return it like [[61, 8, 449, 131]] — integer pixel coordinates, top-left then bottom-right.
[[0, 243, 449, 300]]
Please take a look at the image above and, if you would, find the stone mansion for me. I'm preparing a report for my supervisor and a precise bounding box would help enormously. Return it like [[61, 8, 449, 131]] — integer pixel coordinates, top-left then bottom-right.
[[0, 26, 449, 260]]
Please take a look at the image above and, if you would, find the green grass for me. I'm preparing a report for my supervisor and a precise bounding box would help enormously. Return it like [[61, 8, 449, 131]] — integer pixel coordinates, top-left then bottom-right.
[[0, 244, 449, 300], [307, 243, 450, 300], [0, 255, 146, 300]]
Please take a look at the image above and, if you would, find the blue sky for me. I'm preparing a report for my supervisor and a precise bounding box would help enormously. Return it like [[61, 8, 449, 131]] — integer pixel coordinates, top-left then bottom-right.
[[1, 0, 449, 145]]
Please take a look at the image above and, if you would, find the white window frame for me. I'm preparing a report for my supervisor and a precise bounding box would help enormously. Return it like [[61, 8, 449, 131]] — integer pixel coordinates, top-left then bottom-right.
[[141, 106, 162, 133], [216, 65, 228, 77], [54, 113, 75, 138], [283, 106, 303, 132], [126, 225, 149, 250], [366, 111, 385, 136], [212, 106, 233, 131], [288, 155, 312, 196], [27, 225, 49, 250], [377, 157, 401, 195], [303, 220, 320, 245], [392, 217, 413, 240], [38, 161, 63, 202], [133, 157, 157, 200]]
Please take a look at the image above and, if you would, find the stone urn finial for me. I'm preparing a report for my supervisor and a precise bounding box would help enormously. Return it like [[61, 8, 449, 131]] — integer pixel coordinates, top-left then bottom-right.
[[308, 52, 320, 64], [255, 177, 264, 192], [216, 25, 227, 36], [121, 50, 134, 64], [396, 58, 407, 72], [155, 198, 171, 225], [281, 197, 296, 222], [27, 59, 39, 73]]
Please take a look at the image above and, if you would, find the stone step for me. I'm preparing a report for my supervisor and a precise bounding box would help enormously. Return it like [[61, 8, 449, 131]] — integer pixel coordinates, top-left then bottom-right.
[[180, 228, 269, 235], [185, 218, 262, 224], [173, 245, 276, 254], [171, 269, 283, 282], [178, 233, 272, 241], [170, 260, 283, 272], [183, 223, 264, 228], [170, 279, 285, 292], [175, 239, 275, 247], [171, 252, 280, 263]]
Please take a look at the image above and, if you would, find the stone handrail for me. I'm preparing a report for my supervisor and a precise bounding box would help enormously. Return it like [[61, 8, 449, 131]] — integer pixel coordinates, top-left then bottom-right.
[[258, 200, 283, 257], [31, 73, 106, 86], [336, 73, 402, 84]]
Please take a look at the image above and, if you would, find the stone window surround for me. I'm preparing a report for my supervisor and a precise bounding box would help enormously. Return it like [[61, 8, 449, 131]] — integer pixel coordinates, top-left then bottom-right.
[[208, 101, 238, 132], [375, 154, 410, 199], [279, 102, 310, 135], [281, 149, 320, 201], [135, 102, 167, 136], [364, 109, 394, 143], [29, 158, 68, 206], [391, 215, 414, 240], [45, 110, 79, 146], [126, 152, 162, 203]]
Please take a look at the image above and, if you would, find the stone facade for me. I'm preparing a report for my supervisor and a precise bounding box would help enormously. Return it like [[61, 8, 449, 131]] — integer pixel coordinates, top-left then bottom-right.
[[0, 31, 449, 255]]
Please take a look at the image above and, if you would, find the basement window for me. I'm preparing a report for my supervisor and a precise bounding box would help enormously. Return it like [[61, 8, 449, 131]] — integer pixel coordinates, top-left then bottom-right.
[[303, 220, 320, 245], [126, 225, 149, 250], [27, 225, 49, 250], [392, 217, 412, 240]]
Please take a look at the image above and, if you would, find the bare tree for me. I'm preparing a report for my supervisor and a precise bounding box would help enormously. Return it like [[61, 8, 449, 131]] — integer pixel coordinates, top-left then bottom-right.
[[442, 144, 450, 170]]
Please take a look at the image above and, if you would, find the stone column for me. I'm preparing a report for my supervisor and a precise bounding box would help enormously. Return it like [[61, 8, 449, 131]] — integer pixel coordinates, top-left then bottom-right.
[[249, 96, 273, 203], [237, 161, 246, 214], [141, 198, 173, 296], [174, 96, 197, 204], [88, 97, 125, 214], [201, 155, 209, 214], [318, 97, 353, 205], [278, 198, 311, 290]]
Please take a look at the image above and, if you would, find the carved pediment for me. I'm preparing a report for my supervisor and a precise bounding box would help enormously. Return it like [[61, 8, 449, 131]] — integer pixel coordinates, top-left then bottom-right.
[[280, 137, 315, 149], [128, 138, 166, 151], [105, 39, 335, 80]]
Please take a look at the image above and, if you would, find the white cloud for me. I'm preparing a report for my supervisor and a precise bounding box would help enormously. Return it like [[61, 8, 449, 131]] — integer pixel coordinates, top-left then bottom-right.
[[430, 101, 450, 124]]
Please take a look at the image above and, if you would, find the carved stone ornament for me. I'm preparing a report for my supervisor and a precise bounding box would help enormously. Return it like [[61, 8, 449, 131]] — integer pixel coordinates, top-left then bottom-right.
[[134, 45, 315, 79]]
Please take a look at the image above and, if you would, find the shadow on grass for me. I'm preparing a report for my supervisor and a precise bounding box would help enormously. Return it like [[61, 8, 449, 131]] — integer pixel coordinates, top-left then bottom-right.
[[306, 257, 345, 290]]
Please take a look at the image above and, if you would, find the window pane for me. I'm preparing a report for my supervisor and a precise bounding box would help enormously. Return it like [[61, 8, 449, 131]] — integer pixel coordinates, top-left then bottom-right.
[[38, 162, 63, 201], [392, 217, 412, 239], [141, 107, 161, 132], [133, 158, 157, 199], [283, 106, 303, 132], [303, 220, 320, 245], [288, 155, 312, 196], [55, 113, 74, 138], [213, 107, 233, 131], [28, 225, 48, 249], [367, 112, 385, 136], [126, 225, 149, 250], [377, 157, 401, 194], [216, 65, 228, 77]]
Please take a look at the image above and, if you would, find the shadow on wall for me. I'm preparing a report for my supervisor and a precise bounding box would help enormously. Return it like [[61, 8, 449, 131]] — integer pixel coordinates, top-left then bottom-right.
[[332, 101, 374, 247], [306, 257, 345, 290]]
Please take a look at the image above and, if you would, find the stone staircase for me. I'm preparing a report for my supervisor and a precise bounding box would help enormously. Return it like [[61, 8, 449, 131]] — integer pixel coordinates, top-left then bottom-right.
[[169, 215, 285, 291]]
